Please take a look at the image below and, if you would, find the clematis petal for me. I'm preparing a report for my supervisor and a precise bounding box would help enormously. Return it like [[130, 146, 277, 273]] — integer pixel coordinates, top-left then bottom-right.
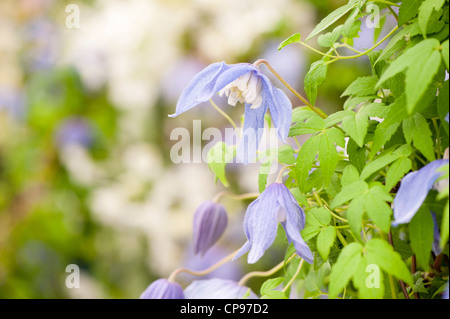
[[236, 101, 269, 164], [277, 184, 314, 264], [246, 188, 280, 264], [170, 62, 255, 117], [140, 279, 185, 299], [431, 211, 442, 256], [184, 278, 257, 299], [232, 200, 258, 261], [393, 159, 449, 226], [266, 87, 292, 143]]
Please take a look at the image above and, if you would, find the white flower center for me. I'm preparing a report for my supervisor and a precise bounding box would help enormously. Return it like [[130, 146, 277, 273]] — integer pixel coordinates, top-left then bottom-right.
[[219, 72, 263, 109]]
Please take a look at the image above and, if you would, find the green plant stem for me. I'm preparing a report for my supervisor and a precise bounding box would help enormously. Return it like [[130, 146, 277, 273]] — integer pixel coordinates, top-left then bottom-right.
[[168, 249, 240, 282], [282, 259, 305, 293], [238, 253, 297, 286], [388, 274, 398, 299], [336, 229, 348, 246], [209, 99, 239, 133], [253, 59, 328, 119], [299, 42, 338, 59], [370, 0, 400, 7], [213, 191, 259, 203], [325, 26, 399, 65]]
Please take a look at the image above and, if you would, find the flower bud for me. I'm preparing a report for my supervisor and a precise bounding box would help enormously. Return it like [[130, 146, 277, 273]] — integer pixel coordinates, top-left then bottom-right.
[[140, 279, 185, 299], [193, 201, 228, 256]]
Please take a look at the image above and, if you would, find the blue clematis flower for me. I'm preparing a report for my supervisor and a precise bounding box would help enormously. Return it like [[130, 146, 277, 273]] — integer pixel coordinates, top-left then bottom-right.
[[232, 183, 313, 264], [140, 279, 185, 299], [184, 278, 257, 299], [169, 61, 292, 163], [392, 159, 449, 226]]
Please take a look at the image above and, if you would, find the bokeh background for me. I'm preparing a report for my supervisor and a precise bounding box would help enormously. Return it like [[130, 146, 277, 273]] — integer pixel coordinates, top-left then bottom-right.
[[0, 0, 386, 298]]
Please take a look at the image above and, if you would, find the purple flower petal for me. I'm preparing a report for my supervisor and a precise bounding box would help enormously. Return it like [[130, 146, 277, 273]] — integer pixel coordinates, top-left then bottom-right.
[[193, 201, 228, 256], [393, 159, 449, 226], [140, 279, 185, 299], [184, 278, 257, 299], [234, 183, 313, 264]]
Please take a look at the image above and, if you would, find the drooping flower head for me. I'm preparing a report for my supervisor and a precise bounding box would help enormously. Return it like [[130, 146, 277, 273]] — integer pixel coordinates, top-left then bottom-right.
[[184, 278, 257, 299], [192, 201, 228, 256], [233, 183, 313, 264], [140, 279, 185, 299], [169, 62, 292, 163], [392, 159, 449, 226]]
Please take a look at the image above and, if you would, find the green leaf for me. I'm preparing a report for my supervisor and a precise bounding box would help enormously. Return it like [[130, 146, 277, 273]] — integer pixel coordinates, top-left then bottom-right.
[[341, 164, 360, 186], [319, 132, 339, 186], [278, 145, 296, 165], [364, 192, 392, 233], [292, 106, 321, 123], [365, 239, 413, 285], [398, 0, 425, 26], [409, 207, 434, 270], [259, 155, 274, 192], [385, 157, 412, 191], [342, 111, 369, 148], [324, 110, 355, 128], [289, 116, 325, 136], [360, 154, 398, 181], [304, 61, 328, 106], [318, 25, 343, 47], [353, 256, 385, 299], [295, 135, 320, 192], [306, 207, 332, 227], [375, 24, 421, 65], [442, 40, 449, 70], [346, 195, 365, 237], [207, 142, 235, 187], [377, 39, 442, 114], [328, 242, 363, 298], [326, 127, 346, 148], [403, 113, 436, 161], [347, 138, 366, 173], [278, 33, 301, 51], [418, 0, 445, 36], [306, 1, 359, 41], [317, 226, 336, 260], [369, 95, 408, 159], [331, 180, 369, 209], [260, 277, 285, 295], [341, 76, 379, 97], [260, 290, 288, 299]]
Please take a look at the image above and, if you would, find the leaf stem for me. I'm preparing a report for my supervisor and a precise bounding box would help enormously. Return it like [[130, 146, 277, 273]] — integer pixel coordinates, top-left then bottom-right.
[[212, 191, 260, 203], [253, 59, 328, 119], [325, 26, 399, 64], [209, 99, 239, 133], [168, 249, 240, 282], [282, 258, 305, 293], [238, 253, 297, 286]]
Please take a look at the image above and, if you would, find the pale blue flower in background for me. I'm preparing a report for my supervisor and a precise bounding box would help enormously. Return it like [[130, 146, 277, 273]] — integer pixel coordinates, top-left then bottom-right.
[[140, 279, 185, 299], [233, 183, 313, 264], [184, 278, 257, 299], [169, 61, 292, 163], [55, 117, 94, 148], [392, 159, 449, 226]]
